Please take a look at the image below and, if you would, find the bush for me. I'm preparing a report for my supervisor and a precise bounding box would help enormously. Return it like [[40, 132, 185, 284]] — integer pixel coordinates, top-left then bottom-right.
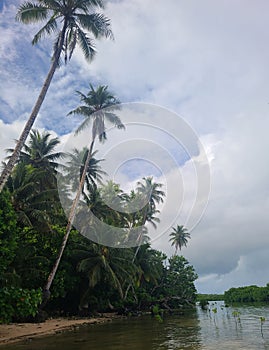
[[0, 287, 42, 323]]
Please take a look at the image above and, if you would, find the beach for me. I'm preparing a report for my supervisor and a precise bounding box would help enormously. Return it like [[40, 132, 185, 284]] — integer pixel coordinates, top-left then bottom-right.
[[0, 314, 117, 345]]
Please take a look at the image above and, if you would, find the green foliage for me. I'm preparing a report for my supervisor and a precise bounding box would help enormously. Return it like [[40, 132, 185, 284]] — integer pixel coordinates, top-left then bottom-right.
[[197, 293, 224, 301], [199, 299, 209, 309], [0, 191, 19, 281], [0, 287, 42, 323], [0, 125, 199, 318], [224, 284, 269, 303]]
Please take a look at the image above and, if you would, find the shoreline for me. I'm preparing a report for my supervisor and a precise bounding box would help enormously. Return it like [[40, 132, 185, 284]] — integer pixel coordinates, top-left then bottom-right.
[[0, 314, 120, 346]]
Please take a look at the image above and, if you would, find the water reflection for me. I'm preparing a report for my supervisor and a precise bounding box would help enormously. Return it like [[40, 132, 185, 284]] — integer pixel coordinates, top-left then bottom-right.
[[3, 302, 269, 350]]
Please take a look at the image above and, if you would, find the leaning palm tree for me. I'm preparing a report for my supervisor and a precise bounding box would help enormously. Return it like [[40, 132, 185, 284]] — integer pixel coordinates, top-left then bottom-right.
[[43, 85, 124, 299], [0, 0, 113, 192], [169, 225, 191, 255]]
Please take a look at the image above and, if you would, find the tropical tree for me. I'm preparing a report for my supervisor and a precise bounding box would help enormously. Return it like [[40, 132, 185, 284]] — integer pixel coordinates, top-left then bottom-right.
[[134, 177, 165, 247], [64, 147, 105, 194], [6, 162, 56, 231], [43, 85, 124, 299], [72, 243, 134, 309], [18, 129, 63, 170], [7, 129, 64, 190], [169, 225, 191, 255], [0, 0, 113, 192]]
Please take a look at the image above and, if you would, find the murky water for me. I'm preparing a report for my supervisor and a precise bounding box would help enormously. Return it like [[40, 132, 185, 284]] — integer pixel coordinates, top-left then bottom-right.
[[2, 302, 269, 349]]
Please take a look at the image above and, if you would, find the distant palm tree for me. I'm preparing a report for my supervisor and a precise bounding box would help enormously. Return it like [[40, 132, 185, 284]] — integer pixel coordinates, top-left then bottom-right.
[[169, 225, 191, 255], [43, 85, 123, 298], [0, 0, 113, 192]]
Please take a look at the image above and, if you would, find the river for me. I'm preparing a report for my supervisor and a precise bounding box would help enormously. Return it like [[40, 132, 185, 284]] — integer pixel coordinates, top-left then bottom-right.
[[3, 301, 269, 349]]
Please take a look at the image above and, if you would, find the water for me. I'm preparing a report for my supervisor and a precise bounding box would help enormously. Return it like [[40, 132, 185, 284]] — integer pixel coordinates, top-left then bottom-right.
[[2, 302, 269, 350]]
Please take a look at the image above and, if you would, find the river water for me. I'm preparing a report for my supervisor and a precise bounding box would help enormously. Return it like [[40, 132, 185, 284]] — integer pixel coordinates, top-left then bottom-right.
[[3, 301, 269, 349]]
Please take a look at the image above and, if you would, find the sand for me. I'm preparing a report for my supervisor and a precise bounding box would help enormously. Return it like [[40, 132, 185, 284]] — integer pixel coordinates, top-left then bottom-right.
[[0, 314, 118, 345]]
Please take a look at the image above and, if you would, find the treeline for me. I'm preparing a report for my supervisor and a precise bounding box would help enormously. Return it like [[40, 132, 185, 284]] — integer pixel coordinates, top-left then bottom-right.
[[0, 126, 197, 323], [197, 294, 224, 302], [224, 284, 269, 303]]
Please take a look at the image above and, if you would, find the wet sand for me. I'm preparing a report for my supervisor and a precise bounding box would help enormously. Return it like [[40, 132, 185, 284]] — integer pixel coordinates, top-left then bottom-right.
[[0, 314, 118, 345]]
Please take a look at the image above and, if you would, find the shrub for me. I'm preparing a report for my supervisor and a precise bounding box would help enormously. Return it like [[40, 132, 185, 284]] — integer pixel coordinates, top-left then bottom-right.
[[0, 287, 42, 323]]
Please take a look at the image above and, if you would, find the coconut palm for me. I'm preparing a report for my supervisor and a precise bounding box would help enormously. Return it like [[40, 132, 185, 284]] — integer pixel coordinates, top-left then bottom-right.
[[135, 176, 165, 241], [7, 129, 64, 191], [72, 243, 134, 308], [0, 0, 113, 192], [43, 85, 123, 298], [6, 162, 56, 231], [124, 178, 165, 299], [64, 147, 105, 194], [19, 129, 63, 171], [169, 225, 191, 255], [137, 177, 165, 216]]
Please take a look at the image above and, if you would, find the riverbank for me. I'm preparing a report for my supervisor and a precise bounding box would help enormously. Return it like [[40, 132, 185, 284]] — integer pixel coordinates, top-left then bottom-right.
[[0, 314, 119, 345]]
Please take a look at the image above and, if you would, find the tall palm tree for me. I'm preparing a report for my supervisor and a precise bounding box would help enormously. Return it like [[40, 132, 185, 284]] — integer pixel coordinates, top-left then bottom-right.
[[43, 85, 124, 298], [169, 225, 191, 255], [124, 178, 165, 299], [0, 0, 113, 192]]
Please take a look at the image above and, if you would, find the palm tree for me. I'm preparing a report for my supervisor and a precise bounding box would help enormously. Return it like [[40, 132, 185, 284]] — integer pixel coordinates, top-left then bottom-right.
[[169, 225, 191, 255], [7, 129, 64, 190], [5, 130, 64, 229], [64, 147, 105, 194], [0, 0, 113, 192], [124, 178, 165, 299], [43, 85, 124, 299], [19, 129, 63, 171], [6, 162, 55, 231], [135, 176, 165, 244], [72, 243, 135, 309]]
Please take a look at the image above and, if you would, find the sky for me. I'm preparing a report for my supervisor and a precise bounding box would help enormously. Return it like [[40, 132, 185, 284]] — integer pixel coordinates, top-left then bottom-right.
[[1, 0, 269, 294]]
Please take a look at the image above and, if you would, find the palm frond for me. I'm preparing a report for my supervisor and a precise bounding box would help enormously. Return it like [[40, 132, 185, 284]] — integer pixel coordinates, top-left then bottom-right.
[[76, 13, 113, 39], [32, 16, 59, 45], [104, 112, 125, 129], [16, 2, 48, 24], [76, 25, 96, 61]]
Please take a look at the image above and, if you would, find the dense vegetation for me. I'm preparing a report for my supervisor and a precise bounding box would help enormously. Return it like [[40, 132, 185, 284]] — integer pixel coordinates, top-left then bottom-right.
[[197, 294, 224, 302], [224, 284, 269, 303], [0, 128, 197, 323]]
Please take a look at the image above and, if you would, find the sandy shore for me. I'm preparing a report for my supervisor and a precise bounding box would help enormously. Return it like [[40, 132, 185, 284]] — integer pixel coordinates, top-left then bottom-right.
[[0, 314, 118, 345]]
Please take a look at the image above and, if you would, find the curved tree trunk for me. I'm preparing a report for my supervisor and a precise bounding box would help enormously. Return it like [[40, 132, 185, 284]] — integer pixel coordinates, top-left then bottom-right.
[[42, 139, 95, 303], [0, 22, 67, 193]]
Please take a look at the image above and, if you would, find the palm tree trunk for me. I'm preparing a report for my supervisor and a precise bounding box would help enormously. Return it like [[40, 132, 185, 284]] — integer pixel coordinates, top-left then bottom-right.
[[43, 139, 95, 301], [0, 21, 67, 193]]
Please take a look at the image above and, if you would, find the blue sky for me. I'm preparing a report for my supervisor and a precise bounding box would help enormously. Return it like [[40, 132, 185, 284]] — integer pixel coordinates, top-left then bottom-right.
[[1, 0, 269, 293]]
